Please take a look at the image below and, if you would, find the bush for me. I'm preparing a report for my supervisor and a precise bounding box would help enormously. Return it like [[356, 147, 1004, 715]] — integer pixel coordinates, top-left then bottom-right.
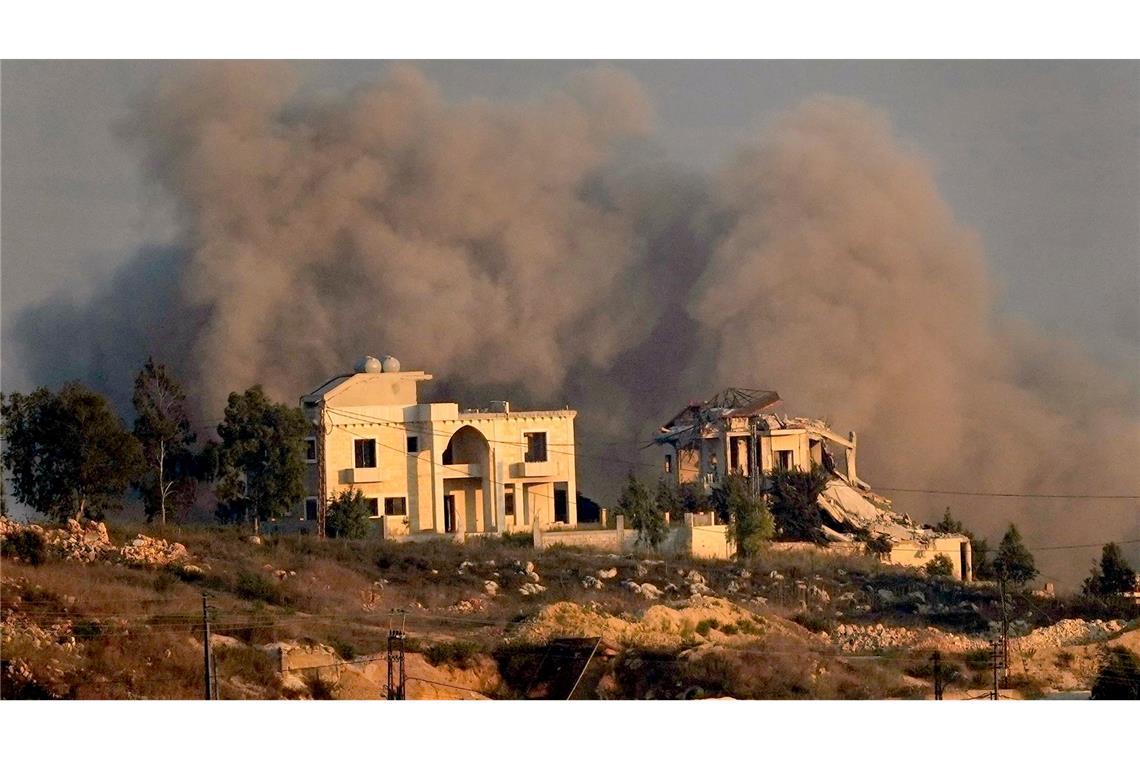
[[233, 570, 287, 606], [1, 529, 47, 566], [1091, 647, 1140, 700], [325, 489, 373, 540], [925, 555, 954, 577], [791, 611, 834, 634], [330, 638, 356, 662], [424, 639, 482, 669]]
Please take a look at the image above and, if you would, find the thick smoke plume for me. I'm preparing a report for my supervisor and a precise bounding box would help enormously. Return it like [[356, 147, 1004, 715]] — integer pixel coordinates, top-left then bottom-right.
[[12, 63, 1138, 584]]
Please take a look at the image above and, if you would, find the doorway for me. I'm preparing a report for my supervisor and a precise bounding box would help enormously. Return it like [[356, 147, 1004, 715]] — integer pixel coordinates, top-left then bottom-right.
[[554, 482, 569, 523], [444, 495, 457, 533]]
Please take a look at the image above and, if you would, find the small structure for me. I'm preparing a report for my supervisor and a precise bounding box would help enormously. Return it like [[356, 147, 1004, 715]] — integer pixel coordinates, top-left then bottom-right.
[[655, 388, 972, 581], [300, 356, 578, 539]]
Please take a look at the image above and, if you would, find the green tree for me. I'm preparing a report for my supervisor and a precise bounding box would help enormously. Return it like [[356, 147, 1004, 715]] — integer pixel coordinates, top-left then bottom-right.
[[1090, 647, 1140, 700], [678, 481, 707, 514], [616, 472, 667, 549], [767, 464, 830, 543], [993, 524, 1038, 586], [214, 386, 308, 533], [934, 508, 964, 535], [132, 358, 197, 525], [325, 489, 373, 539], [655, 478, 682, 519], [1082, 543, 1137, 597], [711, 473, 773, 558], [1, 383, 141, 521]]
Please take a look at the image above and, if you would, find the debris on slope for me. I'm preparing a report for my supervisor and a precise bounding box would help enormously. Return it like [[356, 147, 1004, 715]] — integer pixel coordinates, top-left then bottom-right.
[[1, 516, 193, 570]]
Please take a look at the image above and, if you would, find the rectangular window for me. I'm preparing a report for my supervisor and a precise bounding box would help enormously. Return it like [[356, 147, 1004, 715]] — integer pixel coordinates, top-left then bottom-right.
[[364, 497, 380, 517], [406, 435, 419, 454], [524, 432, 548, 463], [384, 497, 407, 516], [304, 437, 317, 463], [776, 450, 793, 470], [354, 439, 377, 468], [504, 491, 516, 516], [304, 497, 318, 521]]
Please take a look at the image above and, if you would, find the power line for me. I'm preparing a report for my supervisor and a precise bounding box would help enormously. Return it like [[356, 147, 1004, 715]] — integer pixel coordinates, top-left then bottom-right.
[[874, 486, 1140, 500], [324, 405, 1140, 499]]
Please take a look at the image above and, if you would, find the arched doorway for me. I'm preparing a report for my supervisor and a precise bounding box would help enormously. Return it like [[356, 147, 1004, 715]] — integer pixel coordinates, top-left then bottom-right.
[[441, 426, 491, 533]]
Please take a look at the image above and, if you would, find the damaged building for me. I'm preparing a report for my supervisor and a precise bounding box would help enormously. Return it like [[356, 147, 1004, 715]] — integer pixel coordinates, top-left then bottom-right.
[[655, 388, 972, 581]]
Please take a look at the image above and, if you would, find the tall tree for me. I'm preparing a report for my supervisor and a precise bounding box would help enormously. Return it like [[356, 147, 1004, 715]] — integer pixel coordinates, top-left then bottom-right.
[[215, 386, 307, 533], [616, 472, 667, 549], [1082, 543, 1137, 597], [1, 383, 141, 521], [655, 478, 682, 519], [993, 524, 1038, 586], [132, 357, 196, 525], [1091, 647, 1140, 700], [712, 473, 774, 558]]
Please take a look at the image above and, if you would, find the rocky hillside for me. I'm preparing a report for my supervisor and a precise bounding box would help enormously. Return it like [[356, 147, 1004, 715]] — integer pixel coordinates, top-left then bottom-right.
[[2, 517, 1136, 699]]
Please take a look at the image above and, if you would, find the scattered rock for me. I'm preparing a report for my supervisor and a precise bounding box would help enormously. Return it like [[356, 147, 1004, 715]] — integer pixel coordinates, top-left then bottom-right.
[[598, 568, 618, 579], [483, 580, 499, 596], [246, 535, 262, 545], [876, 589, 895, 603], [519, 582, 546, 596], [582, 576, 603, 590]]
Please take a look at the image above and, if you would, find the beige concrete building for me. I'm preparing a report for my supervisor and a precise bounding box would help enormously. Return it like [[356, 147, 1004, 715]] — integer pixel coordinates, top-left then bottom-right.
[[300, 356, 578, 539]]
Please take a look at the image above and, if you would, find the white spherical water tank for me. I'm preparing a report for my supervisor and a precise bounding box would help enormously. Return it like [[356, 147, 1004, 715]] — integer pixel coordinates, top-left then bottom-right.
[[354, 355, 382, 373], [380, 355, 401, 373]]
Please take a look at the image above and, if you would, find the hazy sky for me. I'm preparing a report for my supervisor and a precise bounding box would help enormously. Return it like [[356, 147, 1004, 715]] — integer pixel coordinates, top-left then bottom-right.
[[2, 61, 1137, 395]]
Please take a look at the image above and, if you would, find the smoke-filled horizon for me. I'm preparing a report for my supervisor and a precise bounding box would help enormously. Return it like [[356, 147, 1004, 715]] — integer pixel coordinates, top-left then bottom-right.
[[10, 62, 1139, 585]]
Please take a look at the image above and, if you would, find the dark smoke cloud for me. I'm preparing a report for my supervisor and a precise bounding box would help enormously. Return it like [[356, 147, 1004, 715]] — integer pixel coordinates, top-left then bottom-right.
[[10, 64, 1138, 585]]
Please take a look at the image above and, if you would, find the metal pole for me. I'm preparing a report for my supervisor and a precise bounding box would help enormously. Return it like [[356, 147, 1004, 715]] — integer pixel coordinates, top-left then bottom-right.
[[991, 639, 1000, 700], [202, 593, 212, 701], [566, 637, 602, 700]]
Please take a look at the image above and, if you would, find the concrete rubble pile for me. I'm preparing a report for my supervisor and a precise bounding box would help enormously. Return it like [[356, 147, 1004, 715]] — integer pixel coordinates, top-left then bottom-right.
[[825, 622, 987, 654], [1013, 618, 1126, 650]]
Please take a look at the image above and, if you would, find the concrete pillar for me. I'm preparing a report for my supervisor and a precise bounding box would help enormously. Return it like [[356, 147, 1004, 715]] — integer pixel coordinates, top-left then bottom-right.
[[615, 514, 625, 550], [847, 431, 858, 483], [494, 458, 507, 534], [599, 507, 608, 527]]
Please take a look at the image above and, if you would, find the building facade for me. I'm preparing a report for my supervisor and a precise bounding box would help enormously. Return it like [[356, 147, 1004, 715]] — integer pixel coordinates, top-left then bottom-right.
[[300, 356, 578, 539]]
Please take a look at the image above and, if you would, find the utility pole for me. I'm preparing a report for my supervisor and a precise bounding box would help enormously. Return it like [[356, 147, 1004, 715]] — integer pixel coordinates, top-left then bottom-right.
[[386, 610, 407, 700], [201, 592, 213, 701], [317, 405, 328, 539], [990, 639, 1001, 700], [931, 651, 944, 701], [998, 574, 1010, 687]]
